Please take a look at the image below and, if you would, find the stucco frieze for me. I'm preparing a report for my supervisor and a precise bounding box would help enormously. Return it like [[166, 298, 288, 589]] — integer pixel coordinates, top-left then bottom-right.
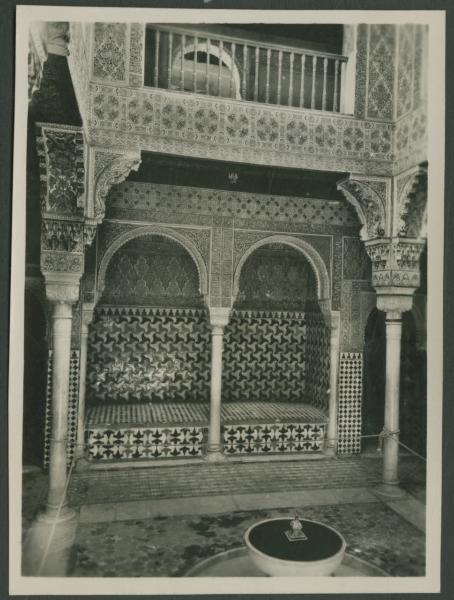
[[87, 84, 395, 176]]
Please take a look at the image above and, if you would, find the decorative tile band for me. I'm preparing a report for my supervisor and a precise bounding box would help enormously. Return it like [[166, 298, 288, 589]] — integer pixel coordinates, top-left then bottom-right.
[[337, 352, 363, 455], [87, 426, 204, 460], [44, 350, 80, 468], [223, 422, 325, 455], [87, 421, 325, 461]]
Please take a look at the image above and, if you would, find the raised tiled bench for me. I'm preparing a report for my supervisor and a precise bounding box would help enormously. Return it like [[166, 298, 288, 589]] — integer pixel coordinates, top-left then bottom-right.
[[86, 402, 328, 462]]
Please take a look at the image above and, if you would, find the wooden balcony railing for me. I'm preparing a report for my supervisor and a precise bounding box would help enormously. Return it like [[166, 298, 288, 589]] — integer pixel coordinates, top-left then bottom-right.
[[145, 25, 348, 113]]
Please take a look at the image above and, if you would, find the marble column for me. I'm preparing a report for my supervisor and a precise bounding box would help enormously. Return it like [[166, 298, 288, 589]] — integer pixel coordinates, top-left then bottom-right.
[[43, 300, 76, 520], [206, 307, 231, 461], [75, 304, 94, 465], [375, 294, 413, 498], [324, 312, 340, 456]]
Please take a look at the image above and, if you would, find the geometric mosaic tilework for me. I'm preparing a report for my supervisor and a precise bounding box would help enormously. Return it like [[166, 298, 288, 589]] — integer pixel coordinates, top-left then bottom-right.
[[86, 309, 211, 404], [67, 350, 80, 466], [86, 421, 326, 461], [86, 401, 329, 427], [305, 312, 330, 413], [109, 181, 360, 230], [223, 422, 325, 455], [44, 349, 80, 468], [87, 427, 204, 461], [337, 352, 363, 455], [43, 350, 53, 468], [222, 310, 307, 403]]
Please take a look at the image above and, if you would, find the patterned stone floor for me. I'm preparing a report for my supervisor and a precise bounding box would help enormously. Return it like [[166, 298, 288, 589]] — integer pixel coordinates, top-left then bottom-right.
[[70, 501, 425, 577], [68, 455, 425, 506], [87, 401, 328, 426]]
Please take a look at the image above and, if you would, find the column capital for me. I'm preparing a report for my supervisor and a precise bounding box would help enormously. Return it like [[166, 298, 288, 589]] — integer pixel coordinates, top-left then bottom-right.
[[329, 310, 341, 334], [365, 237, 425, 292], [376, 292, 414, 315], [208, 307, 231, 329], [81, 302, 96, 330], [45, 273, 81, 304]]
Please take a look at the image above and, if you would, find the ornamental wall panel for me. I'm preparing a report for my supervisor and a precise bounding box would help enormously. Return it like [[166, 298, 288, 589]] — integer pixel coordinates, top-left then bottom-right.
[[88, 84, 395, 175]]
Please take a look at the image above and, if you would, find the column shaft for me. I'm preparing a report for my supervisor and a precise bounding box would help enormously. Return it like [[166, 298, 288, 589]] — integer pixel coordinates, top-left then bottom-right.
[[75, 323, 89, 460], [325, 320, 340, 455], [47, 301, 74, 513], [382, 315, 403, 486], [207, 326, 224, 453]]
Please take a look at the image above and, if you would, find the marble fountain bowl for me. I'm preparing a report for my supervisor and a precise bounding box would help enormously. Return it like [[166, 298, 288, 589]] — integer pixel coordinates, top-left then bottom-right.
[[244, 517, 347, 577]]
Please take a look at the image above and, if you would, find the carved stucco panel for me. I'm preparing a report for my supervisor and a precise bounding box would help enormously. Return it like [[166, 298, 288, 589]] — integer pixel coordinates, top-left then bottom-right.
[[36, 124, 85, 215], [337, 176, 389, 241], [92, 22, 129, 83], [88, 149, 142, 222], [366, 25, 396, 121], [87, 84, 395, 176], [395, 166, 427, 238], [128, 23, 145, 87]]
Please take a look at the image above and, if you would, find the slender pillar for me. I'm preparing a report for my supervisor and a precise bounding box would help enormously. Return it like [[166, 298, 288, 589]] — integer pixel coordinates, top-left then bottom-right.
[[324, 312, 340, 456], [75, 304, 94, 465], [206, 307, 230, 461], [375, 292, 414, 499], [376, 311, 406, 497], [44, 300, 76, 519]]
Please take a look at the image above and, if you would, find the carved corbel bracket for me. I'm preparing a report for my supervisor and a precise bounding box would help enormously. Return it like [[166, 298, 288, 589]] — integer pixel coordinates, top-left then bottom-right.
[[36, 123, 86, 215], [365, 237, 426, 292], [337, 175, 390, 241], [87, 148, 142, 223], [395, 165, 428, 238]]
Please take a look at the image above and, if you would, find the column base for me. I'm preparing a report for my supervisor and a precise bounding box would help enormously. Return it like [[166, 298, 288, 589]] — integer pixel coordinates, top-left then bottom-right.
[[75, 456, 91, 472], [374, 482, 407, 500], [38, 503, 77, 525], [323, 443, 337, 457], [205, 448, 227, 462]]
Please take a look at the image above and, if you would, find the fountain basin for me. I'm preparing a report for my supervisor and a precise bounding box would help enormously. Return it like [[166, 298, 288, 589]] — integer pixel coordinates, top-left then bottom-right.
[[244, 517, 346, 577]]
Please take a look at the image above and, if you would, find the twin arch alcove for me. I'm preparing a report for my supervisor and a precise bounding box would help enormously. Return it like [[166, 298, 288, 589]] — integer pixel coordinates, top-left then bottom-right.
[[85, 232, 331, 460]]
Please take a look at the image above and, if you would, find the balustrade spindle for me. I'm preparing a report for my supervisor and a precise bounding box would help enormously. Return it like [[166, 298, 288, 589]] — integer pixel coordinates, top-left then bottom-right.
[[193, 36, 198, 92], [288, 52, 294, 107], [265, 48, 271, 103], [322, 57, 328, 111], [218, 40, 223, 96], [167, 32, 173, 88], [311, 55, 317, 109], [206, 38, 210, 94], [230, 42, 236, 97], [242, 45, 248, 99], [254, 47, 259, 101], [154, 29, 160, 87], [180, 34, 185, 90], [150, 26, 347, 113], [299, 54, 306, 108], [333, 59, 339, 112], [277, 49, 283, 105]]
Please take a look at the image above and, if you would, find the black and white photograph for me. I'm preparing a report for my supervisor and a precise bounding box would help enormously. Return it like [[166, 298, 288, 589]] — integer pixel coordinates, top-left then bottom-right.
[[7, 5, 446, 596]]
